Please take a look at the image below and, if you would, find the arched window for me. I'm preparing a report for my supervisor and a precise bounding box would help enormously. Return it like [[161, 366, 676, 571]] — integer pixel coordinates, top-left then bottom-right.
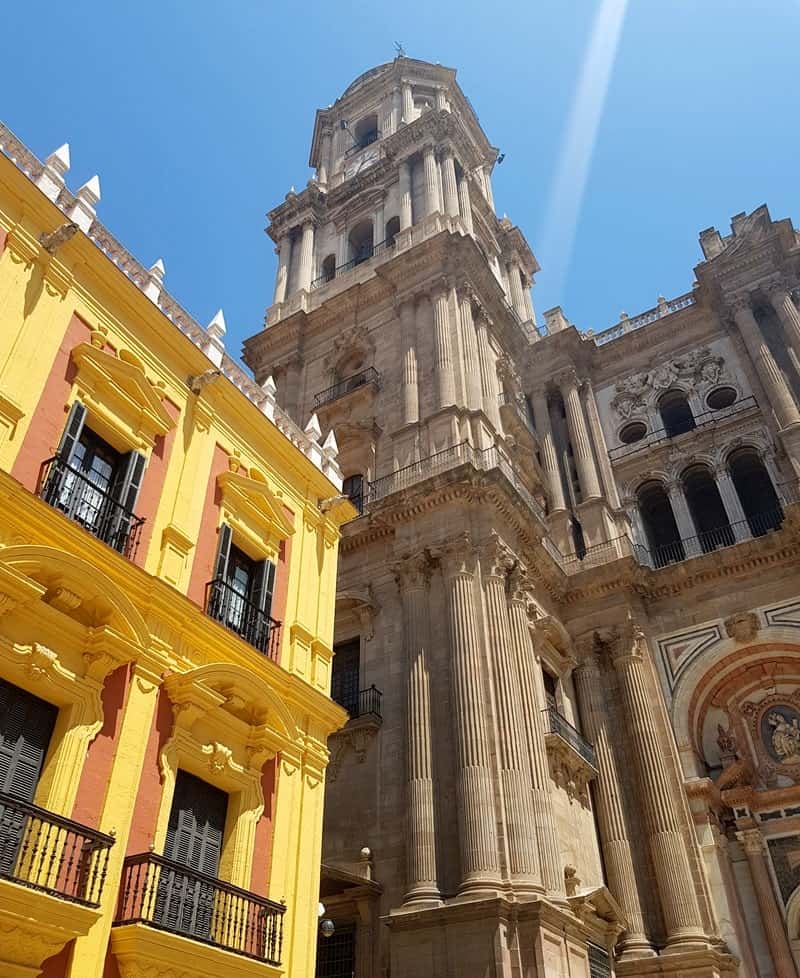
[[321, 254, 336, 283], [343, 474, 364, 515], [384, 216, 400, 248], [659, 389, 696, 438], [728, 447, 783, 536], [637, 481, 684, 567], [682, 464, 733, 552], [354, 114, 378, 150], [348, 221, 374, 266]]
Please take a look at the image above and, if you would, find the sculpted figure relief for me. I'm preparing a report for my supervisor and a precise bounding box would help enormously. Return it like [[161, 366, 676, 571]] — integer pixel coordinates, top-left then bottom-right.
[[767, 711, 800, 765]]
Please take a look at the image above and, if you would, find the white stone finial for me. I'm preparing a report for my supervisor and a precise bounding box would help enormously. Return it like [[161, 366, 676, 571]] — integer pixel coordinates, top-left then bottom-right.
[[68, 174, 101, 232], [322, 428, 339, 458], [207, 309, 226, 340], [304, 412, 322, 442], [37, 142, 71, 201], [149, 258, 165, 280], [80, 175, 101, 205], [262, 375, 277, 397], [202, 308, 226, 367], [259, 375, 277, 421], [144, 258, 165, 302], [46, 143, 70, 176]]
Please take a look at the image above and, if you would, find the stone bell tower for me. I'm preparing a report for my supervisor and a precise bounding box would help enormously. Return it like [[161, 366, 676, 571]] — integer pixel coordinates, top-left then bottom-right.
[[244, 57, 727, 978]]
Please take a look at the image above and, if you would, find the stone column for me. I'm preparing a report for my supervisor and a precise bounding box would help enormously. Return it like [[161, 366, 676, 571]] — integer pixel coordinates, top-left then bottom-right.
[[375, 194, 385, 245], [506, 566, 563, 895], [423, 144, 441, 217], [732, 296, 800, 429], [481, 541, 541, 892], [481, 164, 495, 209], [457, 173, 474, 234], [522, 273, 536, 324], [336, 226, 349, 268], [738, 829, 798, 978], [395, 555, 441, 904], [401, 79, 414, 123], [768, 281, 800, 369], [574, 643, 653, 958], [317, 128, 332, 186], [399, 297, 419, 426], [508, 261, 529, 322], [432, 284, 456, 409], [531, 392, 567, 513], [440, 536, 502, 892], [391, 85, 402, 132], [475, 310, 502, 430], [441, 148, 460, 218], [582, 380, 621, 508], [458, 289, 482, 412], [611, 624, 707, 949], [559, 370, 602, 501], [714, 463, 750, 541], [297, 220, 315, 293], [434, 85, 447, 111], [666, 481, 701, 557], [399, 159, 413, 230], [273, 236, 291, 304]]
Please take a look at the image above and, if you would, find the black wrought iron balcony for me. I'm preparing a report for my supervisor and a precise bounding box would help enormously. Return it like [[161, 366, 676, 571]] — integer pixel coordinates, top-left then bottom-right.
[[115, 852, 285, 965], [313, 367, 381, 410], [543, 708, 597, 769], [36, 456, 145, 560], [0, 790, 114, 907], [205, 578, 282, 661], [335, 685, 382, 721], [310, 239, 394, 290], [648, 507, 786, 569]]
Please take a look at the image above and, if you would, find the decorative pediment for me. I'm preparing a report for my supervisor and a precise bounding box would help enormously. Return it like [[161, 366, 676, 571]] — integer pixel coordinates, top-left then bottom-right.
[[70, 342, 175, 451], [217, 469, 295, 562]]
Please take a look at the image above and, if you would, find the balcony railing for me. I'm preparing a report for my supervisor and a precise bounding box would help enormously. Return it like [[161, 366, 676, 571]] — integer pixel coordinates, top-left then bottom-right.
[[543, 708, 597, 769], [593, 291, 696, 345], [313, 367, 381, 410], [205, 578, 282, 661], [0, 791, 114, 907], [335, 684, 382, 720], [310, 238, 394, 291], [36, 456, 145, 560], [609, 396, 758, 461], [115, 852, 285, 965], [647, 508, 785, 569]]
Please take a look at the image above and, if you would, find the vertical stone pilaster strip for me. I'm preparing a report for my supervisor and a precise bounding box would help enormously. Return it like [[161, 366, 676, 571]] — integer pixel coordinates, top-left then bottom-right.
[[441, 535, 501, 892], [459, 290, 482, 412], [559, 369, 602, 500], [531, 392, 567, 513], [506, 569, 563, 895], [612, 624, 707, 948], [395, 554, 440, 904], [432, 285, 455, 410], [481, 540, 541, 890], [574, 643, 653, 957], [399, 298, 419, 425]]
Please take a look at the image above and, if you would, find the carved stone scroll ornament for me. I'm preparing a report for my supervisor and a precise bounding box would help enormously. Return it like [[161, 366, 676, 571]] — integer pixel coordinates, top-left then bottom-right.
[[610, 347, 727, 419]]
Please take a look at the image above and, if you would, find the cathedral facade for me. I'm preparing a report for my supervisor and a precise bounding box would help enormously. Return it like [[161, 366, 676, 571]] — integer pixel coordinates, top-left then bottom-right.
[[244, 58, 800, 978]]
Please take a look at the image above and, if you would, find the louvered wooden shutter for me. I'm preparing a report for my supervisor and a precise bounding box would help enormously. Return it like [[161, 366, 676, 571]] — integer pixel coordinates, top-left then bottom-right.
[[214, 524, 233, 581], [251, 560, 276, 619], [56, 402, 87, 463], [0, 678, 58, 801], [107, 451, 146, 552]]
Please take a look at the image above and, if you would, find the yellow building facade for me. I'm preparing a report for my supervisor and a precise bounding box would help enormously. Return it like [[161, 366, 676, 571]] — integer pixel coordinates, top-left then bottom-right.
[[0, 127, 352, 978]]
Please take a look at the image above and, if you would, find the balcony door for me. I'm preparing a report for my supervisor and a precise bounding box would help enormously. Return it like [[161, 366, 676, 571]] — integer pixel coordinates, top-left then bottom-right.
[[155, 771, 228, 940], [0, 678, 58, 874], [331, 640, 360, 716]]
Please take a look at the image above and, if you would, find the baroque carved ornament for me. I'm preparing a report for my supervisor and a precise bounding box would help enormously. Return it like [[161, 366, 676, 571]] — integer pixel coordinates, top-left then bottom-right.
[[610, 346, 726, 419]]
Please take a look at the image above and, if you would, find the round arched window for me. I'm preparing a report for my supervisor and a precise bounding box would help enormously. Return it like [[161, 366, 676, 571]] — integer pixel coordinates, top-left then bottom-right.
[[619, 421, 647, 445], [706, 386, 737, 410]]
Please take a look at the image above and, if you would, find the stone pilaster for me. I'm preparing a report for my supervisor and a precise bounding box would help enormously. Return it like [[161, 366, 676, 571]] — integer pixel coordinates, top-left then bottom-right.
[[480, 539, 541, 892], [440, 534, 501, 893], [399, 160, 413, 230], [738, 829, 798, 978], [395, 554, 441, 905], [432, 284, 456, 410], [423, 144, 441, 217], [401, 79, 414, 124], [731, 296, 800, 430], [559, 369, 602, 500], [531, 392, 567, 513], [440, 148, 460, 218], [458, 289, 482, 412], [318, 128, 332, 186], [273, 236, 291, 304], [297, 220, 315, 293], [399, 298, 419, 426], [457, 174, 473, 234], [475, 309, 502, 430], [574, 639, 653, 958], [611, 622, 707, 950], [506, 565, 563, 896]]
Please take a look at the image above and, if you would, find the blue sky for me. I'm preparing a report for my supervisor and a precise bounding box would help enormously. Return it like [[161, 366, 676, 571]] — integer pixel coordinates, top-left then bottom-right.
[[3, 1, 798, 357]]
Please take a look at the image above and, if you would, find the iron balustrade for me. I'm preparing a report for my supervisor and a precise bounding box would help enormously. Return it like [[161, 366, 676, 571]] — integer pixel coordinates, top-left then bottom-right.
[[205, 578, 282, 661], [36, 455, 145, 559], [115, 852, 285, 965], [594, 291, 696, 345], [543, 708, 597, 769], [334, 685, 382, 720], [343, 130, 378, 159], [0, 790, 114, 907], [313, 367, 381, 410], [609, 396, 758, 461], [310, 238, 394, 290], [648, 508, 786, 569]]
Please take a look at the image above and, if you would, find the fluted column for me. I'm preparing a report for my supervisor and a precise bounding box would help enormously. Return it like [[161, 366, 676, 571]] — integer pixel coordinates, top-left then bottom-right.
[[395, 554, 441, 904], [434, 85, 447, 111], [732, 296, 800, 429], [423, 144, 441, 217], [508, 261, 529, 322], [768, 281, 800, 369], [522, 273, 536, 324], [297, 220, 315, 293], [612, 623, 707, 948], [441, 148, 460, 218], [582, 381, 621, 508], [457, 174, 474, 234], [667, 481, 701, 557], [475, 310, 502, 430], [481, 164, 495, 209], [317, 128, 332, 186], [531, 392, 567, 512], [458, 289, 482, 412], [399, 297, 419, 426], [714, 464, 750, 541], [399, 160, 412, 230], [481, 541, 541, 891], [335, 226, 349, 268], [273, 237, 291, 304], [574, 643, 653, 957], [391, 86, 402, 132], [441, 536, 501, 892], [401, 79, 414, 124], [559, 370, 602, 500], [432, 284, 456, 409], [738, 829, 798, 978], [506, 566, 563, 895]]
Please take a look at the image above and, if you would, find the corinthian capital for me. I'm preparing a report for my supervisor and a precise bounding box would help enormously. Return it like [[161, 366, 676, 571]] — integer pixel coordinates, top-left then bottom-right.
[[435, 531, 476, 578], [479, 532, 516, 579], [728, 293, 753, 318], [555, 367, 579, 394], [737, 828, 766, 856], [507, 560, 531, 604], [393, 552, 433, 592], [608, 617, 649, 664]]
